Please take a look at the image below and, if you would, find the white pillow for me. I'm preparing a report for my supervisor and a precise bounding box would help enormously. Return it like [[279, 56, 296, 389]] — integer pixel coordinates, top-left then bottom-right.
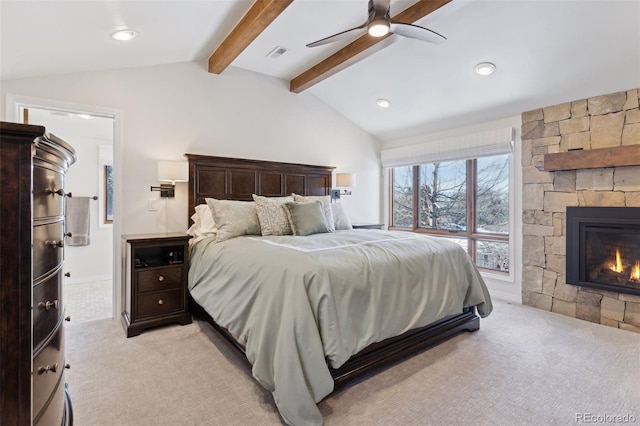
[[292, 194, 335, 232], [252, 195, 294, 236], [206, 198, 261, 242], [186, 204, 217, 240], [331, 203, 352, 230]]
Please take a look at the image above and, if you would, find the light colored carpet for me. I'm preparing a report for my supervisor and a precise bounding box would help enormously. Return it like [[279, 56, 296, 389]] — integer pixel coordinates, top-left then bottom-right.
[[65, 300, 640, 425]]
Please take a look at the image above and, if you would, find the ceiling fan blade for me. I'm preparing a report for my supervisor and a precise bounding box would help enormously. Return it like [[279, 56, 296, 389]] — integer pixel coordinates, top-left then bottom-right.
[[306, 22, 368, 47], [389, 21, 447, 44]]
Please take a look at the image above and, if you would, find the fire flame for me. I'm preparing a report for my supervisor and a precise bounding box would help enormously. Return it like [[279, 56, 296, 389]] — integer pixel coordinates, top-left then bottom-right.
[[632, 261, 640, 281], [610, 249, 624, 273]]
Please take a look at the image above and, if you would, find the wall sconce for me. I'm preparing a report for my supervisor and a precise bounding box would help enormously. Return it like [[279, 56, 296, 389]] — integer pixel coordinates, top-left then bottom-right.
[[331, 173, 356, 201], [150, 161, 188, 198]]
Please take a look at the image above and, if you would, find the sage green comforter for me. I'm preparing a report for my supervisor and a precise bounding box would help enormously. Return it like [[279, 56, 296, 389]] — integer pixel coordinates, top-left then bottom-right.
[[188, 230, 492, 425]]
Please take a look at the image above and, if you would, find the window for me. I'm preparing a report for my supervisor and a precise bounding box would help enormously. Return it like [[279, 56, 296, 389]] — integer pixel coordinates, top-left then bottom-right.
[[392, 166, 413, 227], [390, 154, 510, 273], [418, 160, 467, 231]]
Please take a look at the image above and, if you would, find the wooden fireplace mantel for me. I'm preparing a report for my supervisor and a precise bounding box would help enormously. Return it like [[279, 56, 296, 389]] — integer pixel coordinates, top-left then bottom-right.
[[543, 145, 640, 171]]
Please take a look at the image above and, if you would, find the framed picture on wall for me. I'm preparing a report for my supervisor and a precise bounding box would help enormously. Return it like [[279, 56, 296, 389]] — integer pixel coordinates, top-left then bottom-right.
[[104, 165, 113, 224]]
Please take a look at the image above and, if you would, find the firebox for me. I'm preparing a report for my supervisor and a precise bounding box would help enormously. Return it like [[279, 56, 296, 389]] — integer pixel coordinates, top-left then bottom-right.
[[566, 207, 640, 296]]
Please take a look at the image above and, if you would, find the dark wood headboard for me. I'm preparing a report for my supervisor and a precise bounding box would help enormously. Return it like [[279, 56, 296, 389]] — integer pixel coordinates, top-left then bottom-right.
[[185, 154, 334, 222]]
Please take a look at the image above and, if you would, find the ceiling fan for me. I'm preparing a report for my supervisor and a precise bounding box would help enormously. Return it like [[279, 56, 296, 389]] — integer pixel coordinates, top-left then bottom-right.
[[306, 0, 446, 48]]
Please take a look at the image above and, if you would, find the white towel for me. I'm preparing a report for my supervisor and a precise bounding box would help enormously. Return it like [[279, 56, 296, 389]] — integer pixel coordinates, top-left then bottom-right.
[[66, 197, 91, 246]]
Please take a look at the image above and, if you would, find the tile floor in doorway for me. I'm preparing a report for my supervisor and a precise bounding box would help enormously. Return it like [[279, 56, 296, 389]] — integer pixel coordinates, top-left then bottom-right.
[[63, 279, 112, 324]]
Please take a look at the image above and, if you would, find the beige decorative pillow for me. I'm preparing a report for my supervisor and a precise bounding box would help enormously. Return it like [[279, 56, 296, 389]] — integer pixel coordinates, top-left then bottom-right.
[[292, 194, 335, 232], [252, 195, 294, 236], [205, 198, 261, 242]]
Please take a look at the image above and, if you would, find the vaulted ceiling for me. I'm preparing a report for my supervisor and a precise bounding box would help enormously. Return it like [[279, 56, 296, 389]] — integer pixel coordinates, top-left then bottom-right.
[[1, 1, 639, 142]]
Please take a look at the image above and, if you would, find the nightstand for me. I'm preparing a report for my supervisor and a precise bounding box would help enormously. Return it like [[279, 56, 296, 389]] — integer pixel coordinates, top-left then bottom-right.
[[352, 223, 385, 230], [121, 233, 192, 337]]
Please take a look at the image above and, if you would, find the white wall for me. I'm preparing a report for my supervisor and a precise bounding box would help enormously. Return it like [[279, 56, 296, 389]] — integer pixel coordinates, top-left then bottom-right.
[[1, 61, 382, 315], [1, 61, 382, 234], [381, 116, 523, 303]]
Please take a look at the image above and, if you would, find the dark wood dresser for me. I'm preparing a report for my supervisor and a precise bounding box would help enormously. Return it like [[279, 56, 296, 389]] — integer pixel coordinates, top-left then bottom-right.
[[121, 233, 192, 337], [1, 121, 76, 425]]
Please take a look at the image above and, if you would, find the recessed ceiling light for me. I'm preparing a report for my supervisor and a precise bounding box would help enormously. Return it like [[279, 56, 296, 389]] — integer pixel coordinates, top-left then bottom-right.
[[376, 98, 391, 108], [474, 62, 496, 76], [77, 114, 92, 120], [110, 29, 138, 41]]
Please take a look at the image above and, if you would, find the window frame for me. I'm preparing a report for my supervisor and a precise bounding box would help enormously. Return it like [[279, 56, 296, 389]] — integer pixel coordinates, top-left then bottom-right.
[[388, 157, 510, 275]]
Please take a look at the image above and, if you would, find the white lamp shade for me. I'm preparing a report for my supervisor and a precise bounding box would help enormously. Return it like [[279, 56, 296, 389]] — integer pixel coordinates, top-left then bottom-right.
[[157, 161, 188, 183], [336, 173, 356, 188]]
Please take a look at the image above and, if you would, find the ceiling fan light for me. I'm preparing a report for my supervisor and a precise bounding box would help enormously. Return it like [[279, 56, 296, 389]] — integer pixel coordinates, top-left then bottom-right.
[[474, 62, 496, 76], [368, 20, 390, 37]]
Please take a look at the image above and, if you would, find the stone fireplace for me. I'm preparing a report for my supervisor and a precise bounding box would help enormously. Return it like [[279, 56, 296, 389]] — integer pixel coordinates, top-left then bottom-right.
[[521, 88, 640, 333]]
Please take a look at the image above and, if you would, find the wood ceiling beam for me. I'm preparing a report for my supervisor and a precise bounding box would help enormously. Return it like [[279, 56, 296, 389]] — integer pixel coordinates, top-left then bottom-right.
[[290, 0, 451, 93], [208, 0, 294, 75]]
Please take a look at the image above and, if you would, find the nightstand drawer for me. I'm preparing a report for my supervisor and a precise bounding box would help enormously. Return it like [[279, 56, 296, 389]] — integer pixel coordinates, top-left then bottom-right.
[[136, 289, 183, 318], [137, 267, 183, 293]]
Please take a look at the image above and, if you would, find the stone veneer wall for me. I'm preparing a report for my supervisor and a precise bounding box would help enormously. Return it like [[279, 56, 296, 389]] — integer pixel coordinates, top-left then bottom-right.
[[521, 88, 640, 333]]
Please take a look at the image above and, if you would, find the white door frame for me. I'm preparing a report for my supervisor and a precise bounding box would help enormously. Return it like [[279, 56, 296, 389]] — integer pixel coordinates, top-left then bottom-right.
[[6, 94, 124, 319]]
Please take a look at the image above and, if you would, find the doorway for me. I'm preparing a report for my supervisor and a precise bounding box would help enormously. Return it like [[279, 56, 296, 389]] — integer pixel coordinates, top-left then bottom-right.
[[20, 105, 115, 323]]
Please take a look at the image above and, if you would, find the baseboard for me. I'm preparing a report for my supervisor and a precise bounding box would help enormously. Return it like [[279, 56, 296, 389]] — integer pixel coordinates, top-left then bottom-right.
[[65, 274, 112, 285], [488, 288, 522, 304]]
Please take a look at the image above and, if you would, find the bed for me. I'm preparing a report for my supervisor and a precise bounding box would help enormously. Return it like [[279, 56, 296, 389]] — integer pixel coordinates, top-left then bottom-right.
[[185, 154, 493, 425]]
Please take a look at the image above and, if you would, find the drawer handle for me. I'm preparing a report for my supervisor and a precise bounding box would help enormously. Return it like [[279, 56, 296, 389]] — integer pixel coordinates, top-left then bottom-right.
[[158, 275, 165, 282], [65, 232, 73, 238], [65, 315, 71, 322], [38, 300, 59, 311], [65, 272, 71, 278], [158, 299, 164, 305], [47, 188, 72, 198], [37, 363, 59, 375], [45, 240, 64, 248], [64, 364, 71, 370]]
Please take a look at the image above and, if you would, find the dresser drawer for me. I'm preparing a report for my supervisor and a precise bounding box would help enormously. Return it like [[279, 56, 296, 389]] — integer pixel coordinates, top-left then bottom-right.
[[33, 166, 65, 219], [33, 271, 63, 348], [33, 325, 65, 417], [34, 371, 66, 426], [33, 221, 64, 281], [136, 289, 183, 318], [137, 266, 183, 293]]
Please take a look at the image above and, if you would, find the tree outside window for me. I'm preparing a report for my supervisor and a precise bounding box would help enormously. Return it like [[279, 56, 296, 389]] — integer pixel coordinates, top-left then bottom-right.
[[390, 154, 510, 273]]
